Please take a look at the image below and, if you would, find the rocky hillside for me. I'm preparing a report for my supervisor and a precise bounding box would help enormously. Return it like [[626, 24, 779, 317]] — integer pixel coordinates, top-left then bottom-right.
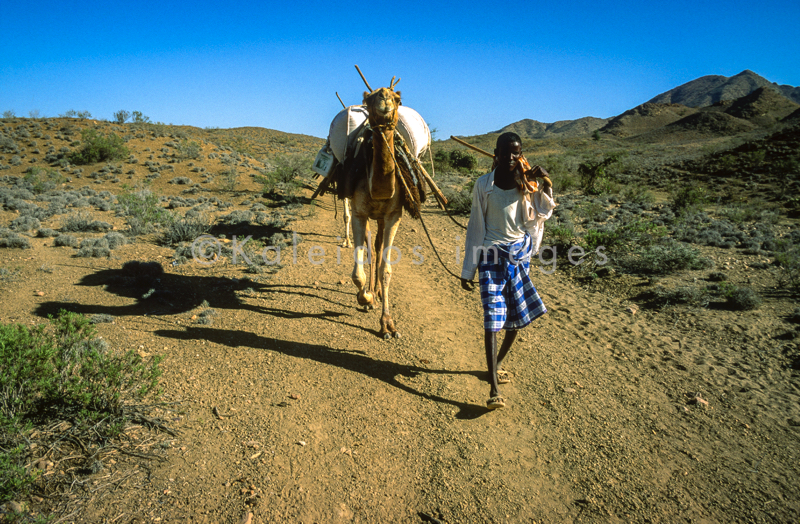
[[495, 117, 608, 139], [648, 69, 800, 107]]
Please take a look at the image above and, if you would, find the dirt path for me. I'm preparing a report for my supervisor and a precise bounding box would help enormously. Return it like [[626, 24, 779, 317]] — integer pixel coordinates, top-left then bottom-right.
[[3, 189, 800, 523]]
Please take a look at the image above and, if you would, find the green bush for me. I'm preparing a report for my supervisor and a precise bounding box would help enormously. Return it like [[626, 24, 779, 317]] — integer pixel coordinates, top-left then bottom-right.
[[577, 153, 621, 195], [161, 216, 210, 245], [620, 240, 712, 275], [116, 190, 174, 236], [177, 139, 202, 160], [69, 129, 129, 164], [671, 185, 708, 212], [24, 166, 65, 194], [0, 311, 163, 502], [653, 286, 710, 308], [718, 283, 762, 310]]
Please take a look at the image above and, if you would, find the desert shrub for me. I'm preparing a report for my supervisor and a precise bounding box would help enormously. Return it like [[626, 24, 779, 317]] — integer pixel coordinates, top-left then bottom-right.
[[577, 154, 621, 195], [116, 190, 174, 236], [69, 129, 129, 164], [24, 166, 64, 194], [0, 231, 31, 249], [718, 283, 762, 310], [176, 140, 202, 160], [442, 181, 474, 216], [53, 234, 79, 247], [161, 216, 210, 245], [620, 184, 656, 205], [113, 110, 130, 124], [10, 215, 40, 232], [76, 237, 111, 257], [671, 185, 708, 212], [61, 211, 112, 232], [168, 176, 192, 185], [218, 167, 239, 192], [36, 227, 58, 238], [619, 240, 712, 275], [104, 231, 127, 249], [220, 210, 253, 226], [551, 172, 577, 193], [89, 314, 115, 324], [653, 286, 710, 308], [718, 204, 780, 225], [581, 220, 667, 253], [271, 153, 313, 183], [0, 311, 162, 502], [543, 224, 578, 250]]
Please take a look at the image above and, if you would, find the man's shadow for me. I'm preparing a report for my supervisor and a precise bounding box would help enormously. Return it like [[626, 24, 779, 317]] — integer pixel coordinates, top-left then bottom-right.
[[155, 325, 489, 419]]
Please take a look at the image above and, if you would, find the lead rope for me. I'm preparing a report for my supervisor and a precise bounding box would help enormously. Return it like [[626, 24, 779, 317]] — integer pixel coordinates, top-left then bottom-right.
[[426, 146, 469, 230]]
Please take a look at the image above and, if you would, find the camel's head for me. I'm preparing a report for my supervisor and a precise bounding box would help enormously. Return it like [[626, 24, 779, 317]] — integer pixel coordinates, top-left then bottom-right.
[[363, 87, 401, 128]]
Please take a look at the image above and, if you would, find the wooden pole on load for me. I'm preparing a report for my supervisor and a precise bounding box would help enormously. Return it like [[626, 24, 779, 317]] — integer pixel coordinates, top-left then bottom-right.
[[450, 135, 493, 158], [354, 65, 373, 92]]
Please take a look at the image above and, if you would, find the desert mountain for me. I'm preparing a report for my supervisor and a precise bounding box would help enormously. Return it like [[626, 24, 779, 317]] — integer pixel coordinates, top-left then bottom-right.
[[723, 86, 800, 126], [599, 103, 698, 137], [495, 117, 608, 139], [647, 70, 800, 107]]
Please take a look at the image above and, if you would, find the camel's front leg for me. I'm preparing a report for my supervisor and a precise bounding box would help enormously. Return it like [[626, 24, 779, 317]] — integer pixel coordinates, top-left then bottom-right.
[[350, 215, 374, 308], [377, 214, 402, 339]]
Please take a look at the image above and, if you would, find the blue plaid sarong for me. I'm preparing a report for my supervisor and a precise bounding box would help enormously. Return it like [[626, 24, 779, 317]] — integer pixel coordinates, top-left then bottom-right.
[[478, 234, 547, 332]]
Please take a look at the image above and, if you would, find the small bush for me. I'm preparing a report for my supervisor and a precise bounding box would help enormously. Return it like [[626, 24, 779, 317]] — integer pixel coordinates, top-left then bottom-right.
[[672, 185, 708, 212], [161, 216, 210, 245], [36, 227, 58, 238], [442, 183, 474, 216], [61, 212, 112, 232], [53, 234, 80, 247], [176, 140, 202, 160], [116, 190, 174, 236], [719, 284, 762, 310], [69, 129, 129, 164], [0, 232, 31, 249], [10, 215, 41, 232], [113, 110, 130, 124], [653, 286, 710, 308], [620, 240, 713, 275], [76, 237, 111, 257]]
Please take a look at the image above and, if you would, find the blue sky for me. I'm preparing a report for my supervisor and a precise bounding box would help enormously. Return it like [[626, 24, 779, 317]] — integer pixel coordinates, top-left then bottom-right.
[[1, 0, 798, 140]]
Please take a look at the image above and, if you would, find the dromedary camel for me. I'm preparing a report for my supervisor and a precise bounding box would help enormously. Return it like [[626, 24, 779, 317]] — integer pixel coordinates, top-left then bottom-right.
[[350, 83, 405, 339]]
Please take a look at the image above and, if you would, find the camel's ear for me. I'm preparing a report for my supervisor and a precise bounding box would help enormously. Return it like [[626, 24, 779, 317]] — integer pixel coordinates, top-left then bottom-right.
[[395, 91, 402, 105], [363, 91, 371, 104]]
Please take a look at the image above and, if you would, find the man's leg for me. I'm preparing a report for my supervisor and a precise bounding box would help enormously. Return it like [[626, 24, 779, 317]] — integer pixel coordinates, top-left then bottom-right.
[[497, 329, 518, 369], [485, 330, 500, 398]]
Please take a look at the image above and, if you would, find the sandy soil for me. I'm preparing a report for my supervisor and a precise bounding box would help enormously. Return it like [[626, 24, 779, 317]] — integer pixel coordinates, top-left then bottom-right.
[[2, 182, 799, 523]]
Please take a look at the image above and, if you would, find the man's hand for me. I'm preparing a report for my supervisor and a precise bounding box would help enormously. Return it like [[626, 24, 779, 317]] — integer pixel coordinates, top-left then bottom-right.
[[461, 278, 474, 292]]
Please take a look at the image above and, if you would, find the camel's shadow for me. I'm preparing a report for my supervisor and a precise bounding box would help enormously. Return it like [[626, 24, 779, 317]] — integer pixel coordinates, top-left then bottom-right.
[[155, 325, 489, 419]]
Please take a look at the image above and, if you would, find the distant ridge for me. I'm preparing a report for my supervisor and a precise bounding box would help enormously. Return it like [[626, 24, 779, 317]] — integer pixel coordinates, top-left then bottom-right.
[[648, 70, 800, 107], [495, 117, 608, 139]]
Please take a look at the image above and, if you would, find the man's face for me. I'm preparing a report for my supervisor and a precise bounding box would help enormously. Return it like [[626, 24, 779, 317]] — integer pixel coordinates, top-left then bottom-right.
[[495, 141, 522, 173]]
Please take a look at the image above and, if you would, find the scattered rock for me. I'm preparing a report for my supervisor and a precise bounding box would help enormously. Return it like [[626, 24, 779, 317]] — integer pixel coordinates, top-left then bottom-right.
[[298, 440, 306, 446], [692, 396, 709, 408], [626, 305, 639, 315], [240, 511, 253, 524], [34, 291, 44, 296], [289, 393, 300, 400], [563, 387, 577, 393]]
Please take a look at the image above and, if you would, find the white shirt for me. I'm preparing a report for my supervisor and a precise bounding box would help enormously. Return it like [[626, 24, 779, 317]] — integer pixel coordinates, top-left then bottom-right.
[[460, 170, 556, 280]]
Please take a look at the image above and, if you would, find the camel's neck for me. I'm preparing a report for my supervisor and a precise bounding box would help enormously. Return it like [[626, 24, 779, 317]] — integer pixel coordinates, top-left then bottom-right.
[[369, 125, 396, 200]]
